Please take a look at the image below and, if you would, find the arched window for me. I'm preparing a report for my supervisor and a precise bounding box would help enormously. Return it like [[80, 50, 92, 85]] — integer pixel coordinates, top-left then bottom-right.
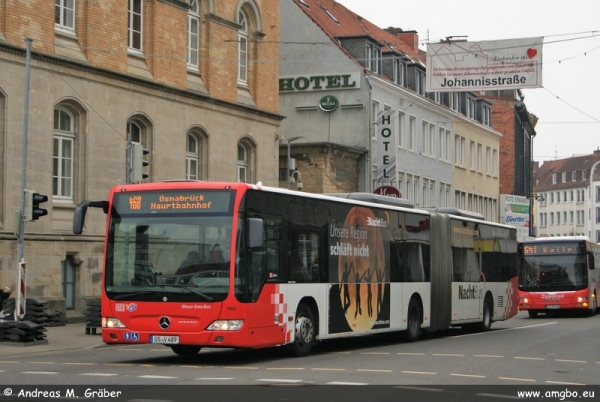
[[186, 133, 200, 180], [127, 120, 142, 144], [237, 10, 248, 84], [237, 143, 248, 183], [53, 107, 74, 199], [187, 0, 200, 68]]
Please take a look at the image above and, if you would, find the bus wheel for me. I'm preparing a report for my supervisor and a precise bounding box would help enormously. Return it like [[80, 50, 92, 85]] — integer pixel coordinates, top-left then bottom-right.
[[528, 310, 538, 318], [170, 345, 201, 356], [405, 298, 421, 342], [478, 296, 493, 331], [291, 303, 315, 357]]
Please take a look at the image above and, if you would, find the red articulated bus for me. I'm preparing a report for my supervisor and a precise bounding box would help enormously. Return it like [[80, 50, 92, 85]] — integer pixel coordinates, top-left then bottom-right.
[[518, 236, 599, 317], [73, 181, 519, 357]]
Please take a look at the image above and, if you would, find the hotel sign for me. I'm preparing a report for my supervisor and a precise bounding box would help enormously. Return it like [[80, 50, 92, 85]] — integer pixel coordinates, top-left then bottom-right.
[[279, 72, 360, 92]]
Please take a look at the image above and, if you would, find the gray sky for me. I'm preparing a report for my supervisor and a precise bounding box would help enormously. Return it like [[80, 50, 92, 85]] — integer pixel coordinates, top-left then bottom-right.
[[335, 0, 600, 162]]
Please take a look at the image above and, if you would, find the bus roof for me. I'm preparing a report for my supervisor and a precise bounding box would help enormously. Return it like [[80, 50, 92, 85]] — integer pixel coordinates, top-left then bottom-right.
[[323, 192, 414, 208]]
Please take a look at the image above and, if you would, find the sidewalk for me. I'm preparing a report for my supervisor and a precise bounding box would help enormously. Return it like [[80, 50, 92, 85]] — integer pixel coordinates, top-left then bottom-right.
[[0, 323, 106, 358]]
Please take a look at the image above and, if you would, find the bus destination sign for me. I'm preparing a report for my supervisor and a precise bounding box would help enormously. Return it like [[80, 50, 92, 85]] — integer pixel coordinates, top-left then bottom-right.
[[522, 242, 581, 255], [115, 190, 233, 214]]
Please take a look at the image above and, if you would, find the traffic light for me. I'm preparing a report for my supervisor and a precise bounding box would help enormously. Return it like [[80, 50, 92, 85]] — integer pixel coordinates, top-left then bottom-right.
[[24, 190, 48, 221], [131, 143, 149, 183]]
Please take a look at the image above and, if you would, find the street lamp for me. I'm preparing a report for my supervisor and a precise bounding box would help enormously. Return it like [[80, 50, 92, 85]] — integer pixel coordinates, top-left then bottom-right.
[[286, 136, 304, 189]]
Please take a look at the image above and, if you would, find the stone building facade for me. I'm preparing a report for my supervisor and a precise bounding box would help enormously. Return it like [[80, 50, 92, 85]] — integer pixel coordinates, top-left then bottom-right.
[[0, 0, 282, 315]]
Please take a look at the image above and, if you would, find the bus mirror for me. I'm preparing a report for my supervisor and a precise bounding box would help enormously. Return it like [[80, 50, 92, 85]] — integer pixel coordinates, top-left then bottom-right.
[[247, 218, 264, 249], [73, 200, 109, 234]]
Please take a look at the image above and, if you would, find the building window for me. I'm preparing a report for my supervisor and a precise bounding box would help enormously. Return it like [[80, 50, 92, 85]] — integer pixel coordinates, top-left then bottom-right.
[[415, 70, 425, 96], [366, 42, 381, 74], [466, 97, 476, 119], [552, 173, 557, 184], [62, 256, 76, 310], [128, 0, 143, 51], [582, 170, 587, 180], [237, 144, 248, 183], [455, 135, 465, 167], [393, 58, 406, 87], [482, 104, 491, 126], [562, 172, 567, 182], [53, 107, 74, 200], [398, 111, 405, 148], [572, 171, 577, 181], [237, 10, 248, 84], [187, 0, 200, 68], [477, 144, 482, 172], [409, 115, 416, 151], [186, 133, 199, 180], [449, 92, 459, 112], [55, 0, 75, 31]]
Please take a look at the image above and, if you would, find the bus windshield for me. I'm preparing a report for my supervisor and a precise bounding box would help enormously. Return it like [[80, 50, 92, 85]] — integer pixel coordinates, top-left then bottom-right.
[[519, 254, 587, 291], [105, 190, 234, 302]]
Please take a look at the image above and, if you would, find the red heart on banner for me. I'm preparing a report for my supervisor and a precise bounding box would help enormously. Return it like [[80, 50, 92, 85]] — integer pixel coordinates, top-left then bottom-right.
[[526, 48, 537, 59]]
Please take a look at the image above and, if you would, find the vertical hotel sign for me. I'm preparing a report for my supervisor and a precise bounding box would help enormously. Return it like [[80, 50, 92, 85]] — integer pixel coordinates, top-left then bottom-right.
[[376, 110, 397, 184]]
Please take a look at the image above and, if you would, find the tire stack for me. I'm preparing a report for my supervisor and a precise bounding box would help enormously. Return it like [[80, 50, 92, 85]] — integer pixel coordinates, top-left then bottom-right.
[[85, 299, 101, 334]]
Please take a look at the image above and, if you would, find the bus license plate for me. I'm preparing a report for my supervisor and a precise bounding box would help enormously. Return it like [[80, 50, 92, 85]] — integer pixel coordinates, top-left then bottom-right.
[[150, 335, 180, 344], [545, 305, 560, 309]]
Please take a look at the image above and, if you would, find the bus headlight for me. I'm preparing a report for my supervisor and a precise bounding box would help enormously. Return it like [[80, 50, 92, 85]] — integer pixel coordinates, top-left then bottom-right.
[[206, 320, 243, 331], [577, 297, 588, 303], [102, 317, 126, 328], [520, 297, 529, 304]]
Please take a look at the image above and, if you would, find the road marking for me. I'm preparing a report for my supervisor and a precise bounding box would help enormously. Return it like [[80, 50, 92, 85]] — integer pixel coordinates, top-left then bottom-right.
[[546, 380, 586, 385], [451, 322, 557, 337], [180, 365, 202, 368], [266, 367, 304, 370], [360, 352, 390, 355], [29, 362, 54, 364], [394, 386, 445, 392], [79, 373, 119, 376], [195, 377, 233, 381], [498, 377, 536, 382], [327, 381, 368, 385], [402, 370, 437, 375], [515, 356, 544, 361], [224, 366, 259, 370], [256, 379, 304, 383], [0, 361, 18, 364], [138, 375, 177, 379], [474, 355, 504, 358], [116, 348, 144, 351], [433, 353, 464, 357], [104, 363, 134, 366], [357, 369, 392, 373], [555, 359, 586, 363], [396, 352, 425, 355], [22, 371, 58, 375], [312, 368, 345, 371], [451, 373, 486, 378], [64, 362, 96, 365]]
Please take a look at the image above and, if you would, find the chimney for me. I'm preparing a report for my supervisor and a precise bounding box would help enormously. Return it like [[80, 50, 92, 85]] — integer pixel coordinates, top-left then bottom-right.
[[385, 27, 419, 52]]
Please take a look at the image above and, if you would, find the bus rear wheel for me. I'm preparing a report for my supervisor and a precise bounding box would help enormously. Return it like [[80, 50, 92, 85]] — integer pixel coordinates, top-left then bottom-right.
[[170, 345, 201, 356], [291, 303, 315, 357], [477, 296, 493, 331], [404, 298, 421, 342]]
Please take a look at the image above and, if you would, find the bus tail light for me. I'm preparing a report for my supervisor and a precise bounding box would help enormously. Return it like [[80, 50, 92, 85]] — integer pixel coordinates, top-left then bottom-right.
[[102, 317, 126, 328], [206, 320, 243, 331]]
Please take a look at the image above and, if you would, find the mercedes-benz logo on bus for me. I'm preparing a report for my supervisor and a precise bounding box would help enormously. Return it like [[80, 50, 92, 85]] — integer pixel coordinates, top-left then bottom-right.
[[159, 317, 170, 329]]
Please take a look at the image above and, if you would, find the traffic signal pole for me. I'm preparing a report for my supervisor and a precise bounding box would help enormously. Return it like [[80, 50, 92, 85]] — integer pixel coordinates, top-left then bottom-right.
[[16, 38, 33, 321]]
